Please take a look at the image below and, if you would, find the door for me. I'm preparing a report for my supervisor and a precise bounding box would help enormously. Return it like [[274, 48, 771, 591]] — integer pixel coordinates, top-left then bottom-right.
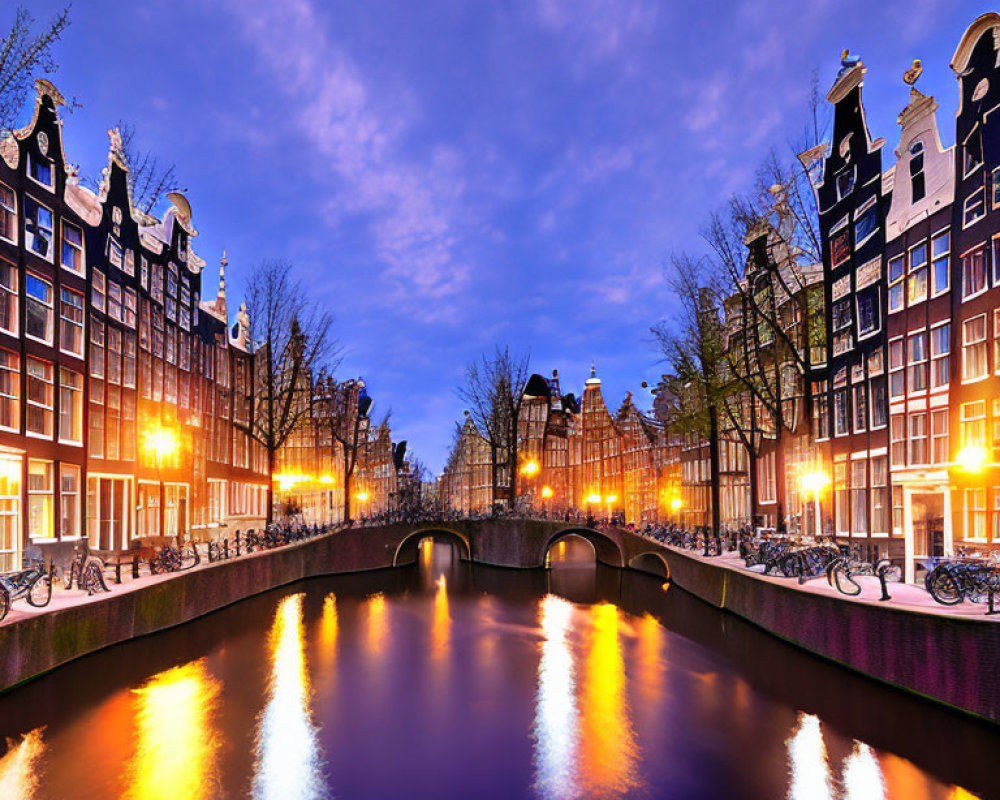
[[0, 455, 21, 571], [911, 492, 944, 559]]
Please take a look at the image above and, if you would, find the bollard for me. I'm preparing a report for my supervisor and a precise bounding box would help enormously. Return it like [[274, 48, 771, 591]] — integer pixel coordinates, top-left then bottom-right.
[[988, 586, 999, 616], [235, 530, 242, 557], [877, 569, 892, 602], [224, 539, 230, 560]]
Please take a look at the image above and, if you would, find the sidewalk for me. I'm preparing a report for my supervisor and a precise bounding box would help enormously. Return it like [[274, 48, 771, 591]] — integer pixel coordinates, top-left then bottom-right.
[[659, 542, 1000, 622]]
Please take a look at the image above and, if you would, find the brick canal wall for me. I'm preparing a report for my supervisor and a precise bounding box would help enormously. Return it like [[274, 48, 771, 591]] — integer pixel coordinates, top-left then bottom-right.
[[2, 522, 998, 724]]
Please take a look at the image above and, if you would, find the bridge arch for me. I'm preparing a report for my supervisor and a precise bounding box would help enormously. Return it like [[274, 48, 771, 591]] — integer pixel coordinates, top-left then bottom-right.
[[629, 551, 670, 580], [543, 527, 624, 568], [393, 527, 472, 567]]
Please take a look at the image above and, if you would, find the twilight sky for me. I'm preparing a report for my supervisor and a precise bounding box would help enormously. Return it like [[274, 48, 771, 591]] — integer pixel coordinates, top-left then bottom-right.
[[25, 0, 994, 472]]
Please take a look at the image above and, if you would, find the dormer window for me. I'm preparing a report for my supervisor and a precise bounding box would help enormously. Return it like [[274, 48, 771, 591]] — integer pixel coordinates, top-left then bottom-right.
[[106, 235, 123, 269], [964, 128, 983, 177], [24, 197, 53, 260], [836, 165, 856, 201], [28, 152, 53, 188], [0, 184, 15, 244], [909, 142, 925, 202]]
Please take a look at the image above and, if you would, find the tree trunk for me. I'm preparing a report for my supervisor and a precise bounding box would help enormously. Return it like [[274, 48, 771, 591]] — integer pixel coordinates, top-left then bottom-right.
[[266, 448, 275, 526], [747, 444, 759, 531], [343, 446, 351, 525], [708, 404, 721, 534]]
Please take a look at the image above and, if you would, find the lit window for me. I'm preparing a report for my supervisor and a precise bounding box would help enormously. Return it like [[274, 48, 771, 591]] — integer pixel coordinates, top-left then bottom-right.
[[60, 220, 84, 274], [907, 242, 928, 305], [962, 246, 987, 298], [140, 256, 149, 289], [25, 273, 53, 344], [59, 288, 84, 357], [0, 348, 19, 431], [830, 230, 850, 268], [0, 261, 17, 336], [887, 254, 904, 313], [851, 460, 868, 533], [963, 315, 988, 380], [26, 358, 53, 438], [24, 197, 53, 260], [890, 414, 906, 466], [0, 184, 16, 243], [27, 460, 54, 539], [965, 489, 986, 540], [961, 400, 986, 448], [60, 465, 80, 538], [89, 316, 105, 379], [931, 410, 948, 464], [909, 413, 928, 465], [58, 367, 83, 444]]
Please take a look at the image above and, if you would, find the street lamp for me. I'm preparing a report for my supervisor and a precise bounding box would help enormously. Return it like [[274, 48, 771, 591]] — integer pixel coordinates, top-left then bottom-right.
[[605, 493, 618, 524], [520, 460, 540, 476], [144, 424, 179, 538], [956, 444, 988, 473], [799, 469, 829, 539]]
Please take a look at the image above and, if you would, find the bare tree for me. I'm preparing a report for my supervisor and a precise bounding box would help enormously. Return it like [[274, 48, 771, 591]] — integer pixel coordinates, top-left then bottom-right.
[[114, 121, 178, 214], [458, 346, 530, 511], [246, 259, 340, 523], [315, 376, 370, 524], [0, 5, 70, 132]]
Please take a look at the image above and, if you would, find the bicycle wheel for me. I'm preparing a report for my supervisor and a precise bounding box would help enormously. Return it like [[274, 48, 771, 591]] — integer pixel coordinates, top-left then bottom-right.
[[925, 567, 964, 605], [832, 564, 862, 596], [0, 585, 8, 621], [81, 561, 107, 595], [27, 573, 52, 607], [179, 546, 200, 570]]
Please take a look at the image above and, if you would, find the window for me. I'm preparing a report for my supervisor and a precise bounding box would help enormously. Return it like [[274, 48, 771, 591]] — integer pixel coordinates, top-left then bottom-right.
[[27, 460, 53, 540], [25, 273, 53, 343], [59, 288, 84, 357], [812, 381, 829, 439], [107, 327, 122, 385], [888, 255, 904, 313], [0, 260, 16, 336], [856, 290, 879, 336], [26, 358, 53, 438], [965, 489, 986, 541], [962, 246, 987, 298], [964, 188, 986, 229], [836, 166, 855, 200], [930, 323, 950, 388], [60, 465, 80, 538], [123, 249, 135, 277], [106, 385, 120, 460], [854, 200, 877, 247], [993, 400, 1000, 464], [89, 381, 104, 459], [152, 264, 163, 304], [964, 128, 983, 177], [870, 377, 887, 429], [89, 316, 104, 379], [0, 349, 18, 431], [963, 315, 988, 380], [889, 339, 904, 399], [994, 167, 1000, 209], [932, 409, 949, 464], [834, 388, 848, 436], [961, 401, 987, 448], [58, 368, 83, 444], [851, 460, 867, 534], [28, 152, 52, 188], [0, 184, 16, 243], [106, 235, 123, 269], [123, 333, 136, 388], [909, 142, 925, 202], [890, 414, 906, 466], [24, 197, 53, 260], [140, 256, 149, 289], [124, 288, 137, 328], [907, 331, 927, 393], [108, 281, 123, 323], [871, 456, 888, 535], [60, 221, 84, 274], [835, 461, 848, 535], [832, 298, 852, 332], [853, 383, 867, 433], [92, 269, 106, 312], [907, 242, 928, 305], [830, 230, 850, 268], [909, 413, 928, 465], [931, 230, 950, 294]]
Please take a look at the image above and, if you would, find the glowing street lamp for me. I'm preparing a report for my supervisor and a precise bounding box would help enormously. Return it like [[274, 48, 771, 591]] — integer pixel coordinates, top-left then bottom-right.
[[540, 486, 553, 499], [799, 469, 830, 539], [143, 424, 179, 538], [520, 460, 540, 476], [670, 497, 683, 512], [319, 475, 335, 485], [585, 492, 602, 505]]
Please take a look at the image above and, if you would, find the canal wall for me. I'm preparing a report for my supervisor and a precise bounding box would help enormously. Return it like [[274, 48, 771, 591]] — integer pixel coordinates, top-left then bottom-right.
[[2, 521, 999, 726]]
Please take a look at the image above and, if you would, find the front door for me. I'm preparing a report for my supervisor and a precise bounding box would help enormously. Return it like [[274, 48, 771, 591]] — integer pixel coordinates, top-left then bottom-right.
[[911, 492, 945, 559]]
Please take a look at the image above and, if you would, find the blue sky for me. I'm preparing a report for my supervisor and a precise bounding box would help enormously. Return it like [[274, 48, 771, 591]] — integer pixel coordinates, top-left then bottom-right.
[[24, 0, 994, 472]]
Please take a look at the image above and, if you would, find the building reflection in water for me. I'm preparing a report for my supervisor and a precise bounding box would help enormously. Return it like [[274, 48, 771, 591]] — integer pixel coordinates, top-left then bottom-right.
[[843, 741, 886, 800], [367, 592, 388, 658], [125, 659, 221, 800], [252, 593, 326, 800], [579, 602, 640, 799], [432, 574, 450, 661], [0, 728, 45, 800], [533, 594, 579, 800], [786, 713, 833, 800]]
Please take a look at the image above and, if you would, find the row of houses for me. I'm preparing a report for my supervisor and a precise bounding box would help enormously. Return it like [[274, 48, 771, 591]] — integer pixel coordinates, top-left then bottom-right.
[[0, 79, 410, 571], [438, 13, 1000, 583]]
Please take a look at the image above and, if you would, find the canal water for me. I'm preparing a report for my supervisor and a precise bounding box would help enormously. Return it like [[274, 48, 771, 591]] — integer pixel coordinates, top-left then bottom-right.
[[1, 537, 998, 800]]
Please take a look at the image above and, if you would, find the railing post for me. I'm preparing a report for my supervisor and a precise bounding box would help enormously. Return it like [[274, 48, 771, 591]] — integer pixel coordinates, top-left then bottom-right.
[[988, 585, 998, 616]]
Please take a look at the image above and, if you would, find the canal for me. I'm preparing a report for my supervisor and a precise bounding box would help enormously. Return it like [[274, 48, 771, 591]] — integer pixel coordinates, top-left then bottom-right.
[[1, 536, 998, 799]]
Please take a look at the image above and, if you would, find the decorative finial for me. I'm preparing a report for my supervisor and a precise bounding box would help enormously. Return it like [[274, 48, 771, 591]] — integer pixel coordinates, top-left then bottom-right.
[[590, 361, 596, 379], [903, 59, 923, 86], [841, 48, 849, 61]]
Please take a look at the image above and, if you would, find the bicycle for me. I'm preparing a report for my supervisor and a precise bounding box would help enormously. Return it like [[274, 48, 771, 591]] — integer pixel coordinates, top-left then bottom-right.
[[0, 547, 55, 622], [65, 540, 110, 596]]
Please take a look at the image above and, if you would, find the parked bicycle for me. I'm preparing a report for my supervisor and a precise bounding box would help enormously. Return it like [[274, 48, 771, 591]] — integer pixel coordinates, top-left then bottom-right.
[[149, 542, 200, 574], [925, 558, 1000, 605], [65, 540, 110, 595], [0, 547, 54, 622]]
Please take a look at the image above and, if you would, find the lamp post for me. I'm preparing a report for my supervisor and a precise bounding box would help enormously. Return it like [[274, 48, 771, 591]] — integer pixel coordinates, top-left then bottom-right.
[[144, 424, 179, 539], [520, 459, 539, 512], [670, 496, 683, 525], [605, 493, 618, 526], [541, 485, 553, 517], [355, 490, 370, 521]]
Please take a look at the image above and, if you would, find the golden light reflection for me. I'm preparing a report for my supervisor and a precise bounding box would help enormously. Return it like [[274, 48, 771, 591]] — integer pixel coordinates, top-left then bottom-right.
[[579, 602, 639, 798], [879, 753, 933, 800], [533, 594, 579, 800], [422, 537, 433, 569], [319, 593, 338, 658], [126, 660, 221, 800], [636, 614, 664, 704], [432, 574, 451, 660], [0, 728, 45, 800], [946, 788, 983, 800], [843, 742, 886, 800], [252, 594, 325, 800], [367, 593, 388, 658], [786, 713, 833, 800]]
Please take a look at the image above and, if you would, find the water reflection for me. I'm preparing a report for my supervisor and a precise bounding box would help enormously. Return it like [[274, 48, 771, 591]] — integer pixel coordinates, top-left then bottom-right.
[[843, 742, 886, 800], [579, 602, 640, 799], [786, 713, 834, 800], [126, 659, 221, 800], [252, 593, 326, 800], [432, 575, 450, 661], [533, 594, 580, 800], [367, 592, 388, 658], [0, 728, 44, 800]]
